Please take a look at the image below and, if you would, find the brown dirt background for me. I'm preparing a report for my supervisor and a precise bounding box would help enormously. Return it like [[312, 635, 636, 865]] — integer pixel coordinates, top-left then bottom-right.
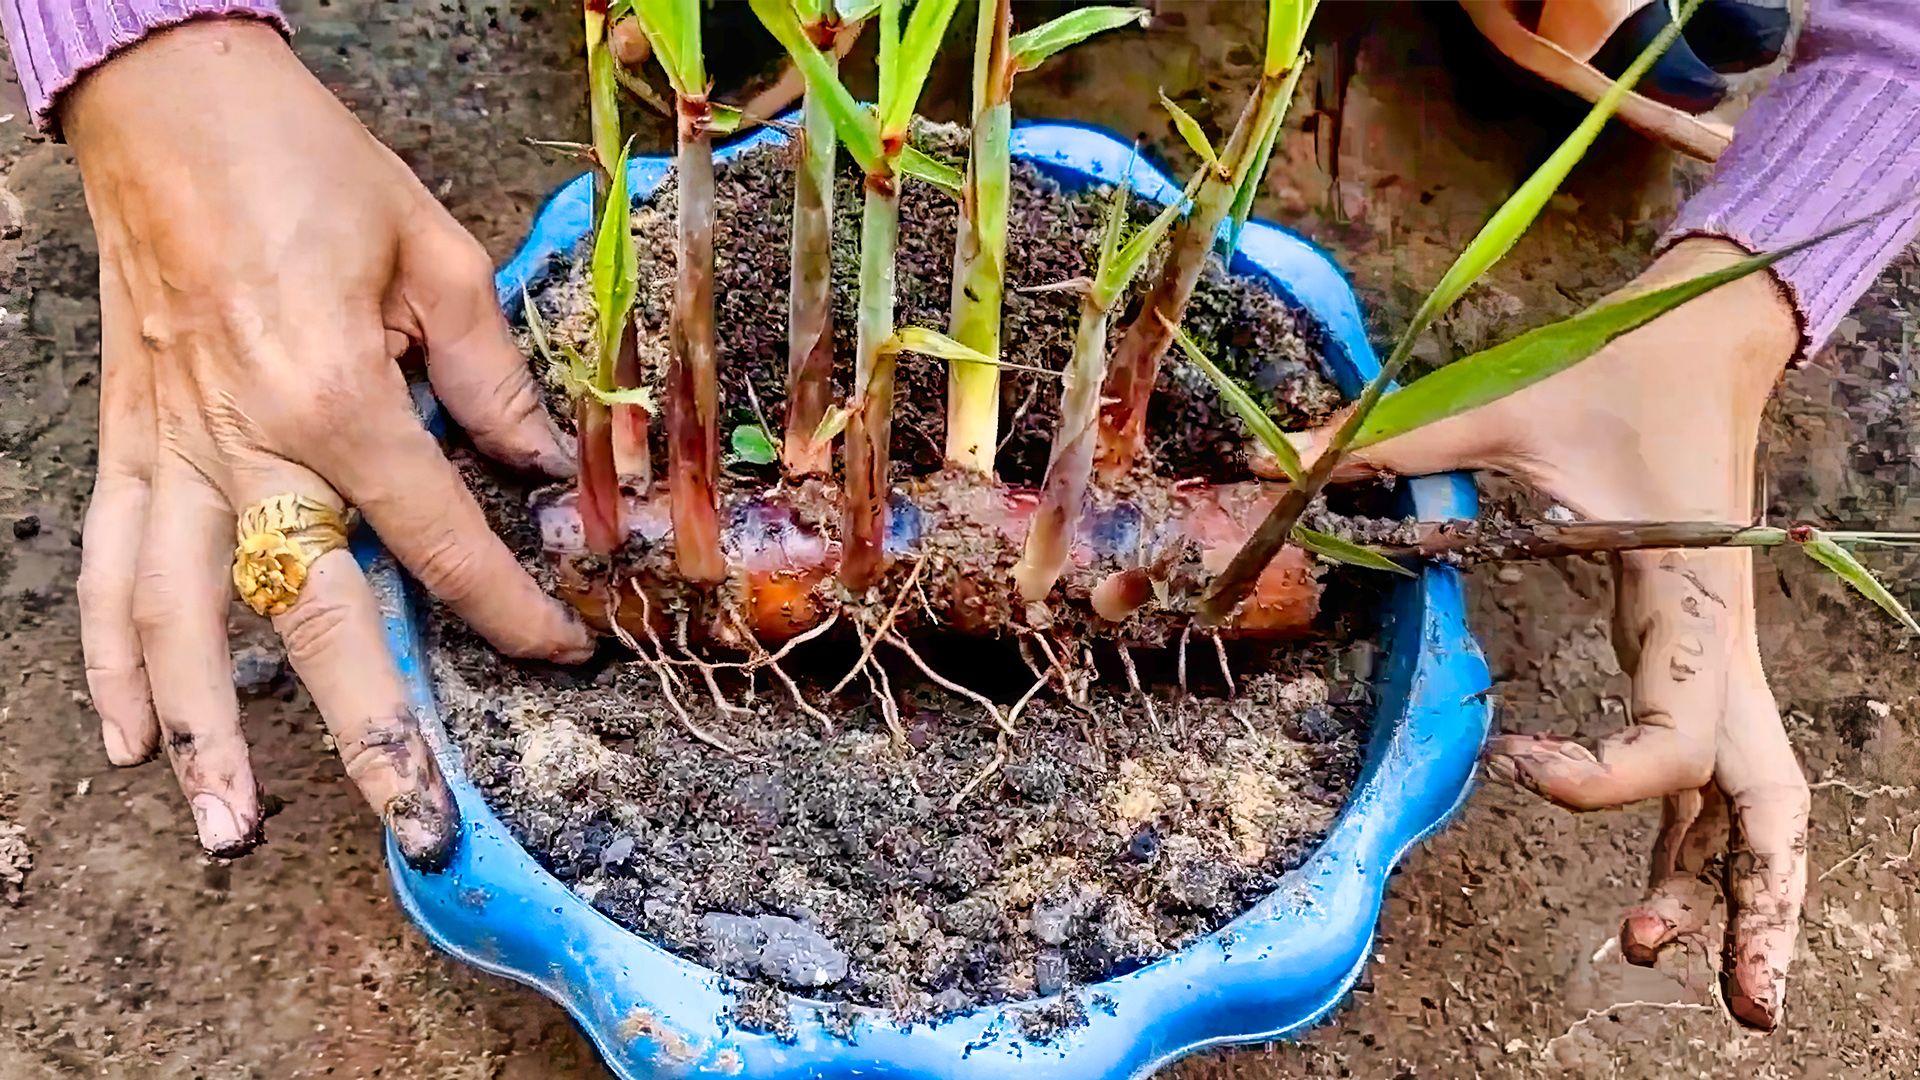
[[2, 2, 1916, 1077]]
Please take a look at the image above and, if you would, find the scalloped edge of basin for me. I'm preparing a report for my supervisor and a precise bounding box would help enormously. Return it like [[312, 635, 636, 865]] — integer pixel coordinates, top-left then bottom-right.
[[362, 120, 1492, 1080]]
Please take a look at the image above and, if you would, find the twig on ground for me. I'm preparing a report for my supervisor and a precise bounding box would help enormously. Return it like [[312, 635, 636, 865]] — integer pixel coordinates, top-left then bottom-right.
[[1539, 1000, 1717, 1058], [1811, 778, 1914, 800], [1881, 821, 1920, 870], [1819, 840, 1875, 882]]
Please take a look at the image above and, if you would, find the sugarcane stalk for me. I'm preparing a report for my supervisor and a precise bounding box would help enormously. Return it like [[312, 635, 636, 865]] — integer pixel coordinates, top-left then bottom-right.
[[943, 0, 1012, 473], [780, 13, 844, 477], [577, 0, 626, 554], [666, 93, 727, 583], [1012, 289, 1110, 600], [841, 177, 902, 590], [1094, 64, 1299, 480]]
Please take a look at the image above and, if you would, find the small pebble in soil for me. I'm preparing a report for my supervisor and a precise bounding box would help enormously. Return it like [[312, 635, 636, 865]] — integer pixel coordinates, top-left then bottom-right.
[[698, 912, 850, 990], [230, 644, 288, 696], [10, 514, 39, 540]]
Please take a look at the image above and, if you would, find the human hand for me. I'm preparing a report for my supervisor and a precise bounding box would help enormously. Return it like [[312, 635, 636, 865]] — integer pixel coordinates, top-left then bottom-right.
[[65, 20, 595, 868], [1283, 237, 1808, 1030]]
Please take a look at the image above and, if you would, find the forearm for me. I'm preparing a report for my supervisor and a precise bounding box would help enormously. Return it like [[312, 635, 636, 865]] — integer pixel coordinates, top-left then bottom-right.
[[1663, 0, 1920, 356], [0, 0, 287, 133]]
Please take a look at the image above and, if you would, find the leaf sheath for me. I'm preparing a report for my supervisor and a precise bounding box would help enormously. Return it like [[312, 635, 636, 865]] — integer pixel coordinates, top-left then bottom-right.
[[782, 68, 841, 476], [666, 102, 726, 583], [842, 186, 903, 591]]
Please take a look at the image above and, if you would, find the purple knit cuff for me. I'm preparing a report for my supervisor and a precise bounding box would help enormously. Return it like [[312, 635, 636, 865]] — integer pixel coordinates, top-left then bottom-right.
[[1662, 61, 1920, 357], [1, 0, 288, 132]]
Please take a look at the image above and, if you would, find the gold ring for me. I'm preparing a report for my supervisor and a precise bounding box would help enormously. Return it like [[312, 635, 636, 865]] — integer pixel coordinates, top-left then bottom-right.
[[232, 494, 350, 616]]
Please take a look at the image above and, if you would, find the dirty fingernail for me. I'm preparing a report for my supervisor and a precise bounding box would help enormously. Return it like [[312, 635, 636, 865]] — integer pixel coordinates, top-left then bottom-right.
[[1620, 911, 1673, 965], [1484, 755, 1518, 785], [387, 789, 461, 872], [1725, 969, 1784, 1031], [101, 721, 150, 766], [550, 606, 598, 664], [540, 417, 579, 478], [190, 792, 254, 856]]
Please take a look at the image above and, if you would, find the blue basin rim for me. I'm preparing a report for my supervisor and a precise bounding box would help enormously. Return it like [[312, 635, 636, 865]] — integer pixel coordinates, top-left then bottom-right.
[[366, 120, 1492, 1079]]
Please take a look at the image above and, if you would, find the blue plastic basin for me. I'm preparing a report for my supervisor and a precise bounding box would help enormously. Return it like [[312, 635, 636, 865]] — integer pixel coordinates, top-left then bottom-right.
[[360, 121, 1491, 1079]]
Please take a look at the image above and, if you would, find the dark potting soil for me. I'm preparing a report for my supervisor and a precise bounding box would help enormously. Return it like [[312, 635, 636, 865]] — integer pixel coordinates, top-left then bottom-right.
[[525, 124, 1342, 486], [440, 126, 1386, 1026]]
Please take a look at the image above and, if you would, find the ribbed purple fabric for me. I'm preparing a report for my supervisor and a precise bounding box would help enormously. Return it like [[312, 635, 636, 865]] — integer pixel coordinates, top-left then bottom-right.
[[1664, 0, 1920, 356], [0, 0, 286, 130]]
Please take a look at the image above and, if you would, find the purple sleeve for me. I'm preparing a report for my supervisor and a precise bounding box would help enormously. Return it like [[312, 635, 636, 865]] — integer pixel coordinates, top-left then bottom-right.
[[1663, 0, 1920, 356], [1, 0, 287, 132]]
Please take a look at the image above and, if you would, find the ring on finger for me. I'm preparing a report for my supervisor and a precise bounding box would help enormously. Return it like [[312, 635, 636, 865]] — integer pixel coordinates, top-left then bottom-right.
[[232, 493, 352, 616]]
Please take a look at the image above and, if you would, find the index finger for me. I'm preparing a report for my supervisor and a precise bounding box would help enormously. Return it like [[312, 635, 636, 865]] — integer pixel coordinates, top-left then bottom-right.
[[295, 374, 594, 665]]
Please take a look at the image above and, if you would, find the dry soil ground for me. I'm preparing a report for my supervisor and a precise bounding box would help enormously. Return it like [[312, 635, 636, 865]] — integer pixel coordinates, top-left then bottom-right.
[[2, 3, 1917, 1078]]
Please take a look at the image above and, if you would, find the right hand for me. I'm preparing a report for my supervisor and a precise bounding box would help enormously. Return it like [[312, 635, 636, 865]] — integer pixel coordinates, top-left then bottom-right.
[[65, 19, 594, 868], [1281, 238, 1810, 1030]]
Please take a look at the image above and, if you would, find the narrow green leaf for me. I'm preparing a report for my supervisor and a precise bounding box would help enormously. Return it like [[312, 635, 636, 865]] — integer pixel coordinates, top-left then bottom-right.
[[749, 0, 884, 172], [1096, 191, 1188, 307], [1221, 59, 1304, 256], [730, 423, 780, 465], [1008, 6, 1148, 73], [1264, 0, 1317, 75], [1167, 323, 1303, 482], [521, 291, 554, 363], [813, 404, 853, 443], [881, 0, 963, 138], [1159, 90, 1221, 175], [1393, 0, 1700, 361], [791, 0, 827, 23], [1801, 530, 1920, 634], [590, 138, 638, 375], [587, 24, 624, 179], [898, 144, 963, 196], [881, 325, 995, 365], [1292, 526, 1415, 577], [708, 103, 744, 135], [586, 384, 659, 410], [633, 0, 705, 96], [1352, 210, 1901, 449]]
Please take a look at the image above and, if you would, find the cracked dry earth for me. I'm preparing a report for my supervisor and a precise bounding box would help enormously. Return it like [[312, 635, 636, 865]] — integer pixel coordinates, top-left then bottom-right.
[[2, 2, 1917, 1077]]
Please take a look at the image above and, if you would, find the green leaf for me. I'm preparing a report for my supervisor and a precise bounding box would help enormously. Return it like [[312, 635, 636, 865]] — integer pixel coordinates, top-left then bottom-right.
[[590, 138, 638, 378], [790, 0, 827, 23], [730, 423, 780, 465], [1167, 323, 1303, 482], [1390, 0, 1699, 364], [708, 103, 744, 135], [1264, 0, 1318, 75], [587, 24, 624, 179], [1221, 59, 1304, 256], [1159, 90, 1220, 175], [1351, 211, 1898, 449], [880, 0, 962, 139], [633, 0, 705, 96], [585, 384, 658, 410], [813, 404, 853, 443], [1008, 6, 1148, 72], [881, 325, 995, 364], [898, 143, 963, 196], [1800, 529, 1920, 634], [520, 291, 554, 363], [1292, 526, 1415, 577], [750, 0, 884, 172], [1096, 185, 1188, 308]]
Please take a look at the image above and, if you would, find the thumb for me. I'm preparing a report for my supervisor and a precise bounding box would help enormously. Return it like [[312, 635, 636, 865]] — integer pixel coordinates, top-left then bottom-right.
[[1250, 400, 1519, 483], [400, 221, 574, 478]]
